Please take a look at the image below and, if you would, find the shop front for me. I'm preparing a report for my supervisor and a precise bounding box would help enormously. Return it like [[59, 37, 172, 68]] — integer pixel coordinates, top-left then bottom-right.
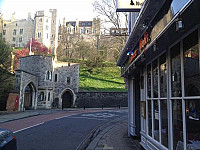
[[117, 0, 200, 149]]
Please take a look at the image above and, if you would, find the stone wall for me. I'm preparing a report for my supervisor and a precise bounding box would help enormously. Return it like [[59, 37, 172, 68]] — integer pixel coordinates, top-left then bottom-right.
[[75, 92, 128, 108]]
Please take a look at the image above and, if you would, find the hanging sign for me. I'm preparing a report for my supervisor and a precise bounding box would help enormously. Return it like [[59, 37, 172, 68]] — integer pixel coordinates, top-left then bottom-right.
[[116, 0, 144, 12]]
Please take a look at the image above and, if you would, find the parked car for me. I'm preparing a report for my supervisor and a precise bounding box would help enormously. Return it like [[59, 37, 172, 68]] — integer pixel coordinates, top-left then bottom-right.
[[0, 128, 17, 150]]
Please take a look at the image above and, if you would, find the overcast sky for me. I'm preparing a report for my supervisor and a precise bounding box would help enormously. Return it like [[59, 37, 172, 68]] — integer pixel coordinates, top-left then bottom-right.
[[0, 0, 97, 21]]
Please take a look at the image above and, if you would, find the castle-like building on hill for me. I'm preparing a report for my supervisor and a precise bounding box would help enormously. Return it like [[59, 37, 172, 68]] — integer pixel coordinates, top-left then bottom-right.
[[0, 9, 58, 54]]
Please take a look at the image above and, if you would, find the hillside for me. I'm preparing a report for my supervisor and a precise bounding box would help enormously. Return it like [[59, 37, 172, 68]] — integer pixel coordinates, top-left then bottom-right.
[[79, 65, 127, 92]]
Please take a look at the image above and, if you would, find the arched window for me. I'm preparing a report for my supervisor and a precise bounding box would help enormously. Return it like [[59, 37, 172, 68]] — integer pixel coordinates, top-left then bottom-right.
[[49, 71, 52, 81], [54, 74, 58, 82]]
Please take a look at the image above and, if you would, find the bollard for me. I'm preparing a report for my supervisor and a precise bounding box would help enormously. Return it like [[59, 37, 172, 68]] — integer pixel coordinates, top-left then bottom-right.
[[119, 105, 121, 109], [84, 105, 86, 110], [102, 104, 104, 109]]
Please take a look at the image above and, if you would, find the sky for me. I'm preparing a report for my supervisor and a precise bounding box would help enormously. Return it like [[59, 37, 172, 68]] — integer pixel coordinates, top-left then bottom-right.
[[0, 0, 97, 21]]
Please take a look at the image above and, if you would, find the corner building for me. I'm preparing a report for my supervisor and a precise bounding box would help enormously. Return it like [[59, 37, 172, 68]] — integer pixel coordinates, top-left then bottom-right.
[[117, 0, 200, 149]]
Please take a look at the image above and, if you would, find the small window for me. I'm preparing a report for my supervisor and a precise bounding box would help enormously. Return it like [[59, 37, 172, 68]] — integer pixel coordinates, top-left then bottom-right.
[[67, 77, 70, 85], [40, 18, 42, 22], [20, 29, 23, 34], [45, 25, 48, 30], [13, 37, 16, 41], [82, 22, 85, 26], [4, 24, 6, 27], [46, 33, 48, 39], [38, 32, 41, 38], [13, 29, 16, 35], [87, 22, 92, 26], [19, 37, 22, 42], [46, 71, 50, 80], [48, 92, 50, 101], [16, 23, 17, 26], [54, 74, 58, 82], [46, 19, 48, 23], [49, 71, 52, 81], [39, 92, 44, 101], [3, 30, 6, 35]]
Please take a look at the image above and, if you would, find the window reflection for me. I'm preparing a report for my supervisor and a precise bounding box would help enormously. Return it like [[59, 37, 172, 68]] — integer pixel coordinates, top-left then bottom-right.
[[186, 100, 200, 149], [160, 54, 167, 97], [153, 100, 159, 141], [161, 100, 168, 148], [184, 30, 200, 96], [172, 100, 183, 150], [171, 44, 182, 97]]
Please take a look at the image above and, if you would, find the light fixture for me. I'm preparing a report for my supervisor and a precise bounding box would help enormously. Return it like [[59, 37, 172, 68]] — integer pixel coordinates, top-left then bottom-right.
[[176, 18, 183, 31], [130, 0, 135, 5]]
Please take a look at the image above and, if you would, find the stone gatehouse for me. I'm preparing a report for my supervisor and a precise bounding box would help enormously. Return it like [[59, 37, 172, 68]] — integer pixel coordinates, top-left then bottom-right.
[[14, 55, 79, 111]]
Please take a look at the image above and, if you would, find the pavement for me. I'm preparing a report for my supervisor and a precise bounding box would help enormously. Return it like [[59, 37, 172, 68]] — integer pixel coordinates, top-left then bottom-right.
[[0, 109, 141, 150]]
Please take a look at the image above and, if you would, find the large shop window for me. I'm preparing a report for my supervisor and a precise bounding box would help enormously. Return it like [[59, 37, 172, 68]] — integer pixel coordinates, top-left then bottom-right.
[[183, 30, 200, 96], [185, 99, 200, 148], [153, 60, 158, 98], [161, 100, 168, 148], [171, 44, 182, 97], [160, 54, 167, 97], [172, 100, 183, 150]]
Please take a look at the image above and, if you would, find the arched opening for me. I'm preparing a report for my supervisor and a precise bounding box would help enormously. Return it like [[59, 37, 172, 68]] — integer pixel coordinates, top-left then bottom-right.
[[24, 82, 36, 110], [61, 90, 73, 109]]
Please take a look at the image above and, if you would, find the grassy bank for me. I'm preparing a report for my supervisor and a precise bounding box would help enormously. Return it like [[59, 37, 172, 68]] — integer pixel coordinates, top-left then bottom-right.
[[79, 66, 127, 92]]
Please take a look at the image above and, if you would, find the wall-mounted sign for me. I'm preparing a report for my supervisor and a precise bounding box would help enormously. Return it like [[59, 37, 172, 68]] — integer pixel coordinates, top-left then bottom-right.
[[116, 0, 144, 12]]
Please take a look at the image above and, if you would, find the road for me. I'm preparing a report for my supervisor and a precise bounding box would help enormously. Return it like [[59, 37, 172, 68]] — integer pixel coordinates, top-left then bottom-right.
[[0, 109, 128, 150]]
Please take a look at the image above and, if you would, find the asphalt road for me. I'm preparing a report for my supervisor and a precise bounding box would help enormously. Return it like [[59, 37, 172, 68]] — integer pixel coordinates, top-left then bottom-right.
[[12, 109, 127, 150]]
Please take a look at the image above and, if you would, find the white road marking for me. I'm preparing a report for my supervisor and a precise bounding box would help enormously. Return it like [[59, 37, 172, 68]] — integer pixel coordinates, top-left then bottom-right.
[[67, 116, 107, 121], [13, 122, 44, 133], [82, 113, 117, 118]]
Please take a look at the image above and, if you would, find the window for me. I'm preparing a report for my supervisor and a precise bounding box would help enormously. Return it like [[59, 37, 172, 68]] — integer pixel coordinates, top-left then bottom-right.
[[153, 100, 159, 141], [20, 29, 23, 34], [161, 100, 168, 148], [87, 22, 92, 26], [171, 43, 182, 97], [3, 30, 6, 35], [40, 18, 42, 22], [13, 29, 16, 35], [152, 59, 158, 98], [39, 92, 44, 101], [46, 33, 48, 39], [46, 19, 48, 23], [160, 54, 167, 97], [38, 32, 41, 38], [46, 71, 50, 80], [19, 37, 22, 42], [148, 100, 152, 136], [66, 77, 70, 85], [48, 92, 50, 101], [49, 71, 52, 81], [147, 64, 151, 98], [4, 24, 6, 27], [172, 100, 183, 150], [82, 22, 85, 26], [54, 74, 57, 82], [45, 25, 49, 30], [183, 30, 200, 96], [13, 37, 16, 42]]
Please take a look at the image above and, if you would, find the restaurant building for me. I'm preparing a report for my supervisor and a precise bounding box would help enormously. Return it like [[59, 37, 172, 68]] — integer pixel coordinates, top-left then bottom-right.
[[117, 0, 200, 149]]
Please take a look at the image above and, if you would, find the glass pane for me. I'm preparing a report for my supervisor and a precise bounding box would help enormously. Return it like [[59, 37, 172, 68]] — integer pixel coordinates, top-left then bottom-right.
[[172, 100, 183, 150], [153, 100, 159, 141], [184, 30, 200, 96], [185, 99, 200, 149], [161, 100, 168, 148], [160, 54, 167, 97], [147, 64, 151, 98], [171, 43, 182, 97], [153, 60, 158, 98], [148, 100, 152, 136]]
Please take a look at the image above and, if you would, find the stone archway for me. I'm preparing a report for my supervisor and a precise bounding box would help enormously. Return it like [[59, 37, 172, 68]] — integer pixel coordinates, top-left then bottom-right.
[[61, 89, 74, 109], [23, 82, 36, 110]]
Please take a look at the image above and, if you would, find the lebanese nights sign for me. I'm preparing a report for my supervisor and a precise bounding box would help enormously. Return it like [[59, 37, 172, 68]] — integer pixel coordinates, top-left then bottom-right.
[[128, 32, 150, 63], [116, 0, 144, 12]]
